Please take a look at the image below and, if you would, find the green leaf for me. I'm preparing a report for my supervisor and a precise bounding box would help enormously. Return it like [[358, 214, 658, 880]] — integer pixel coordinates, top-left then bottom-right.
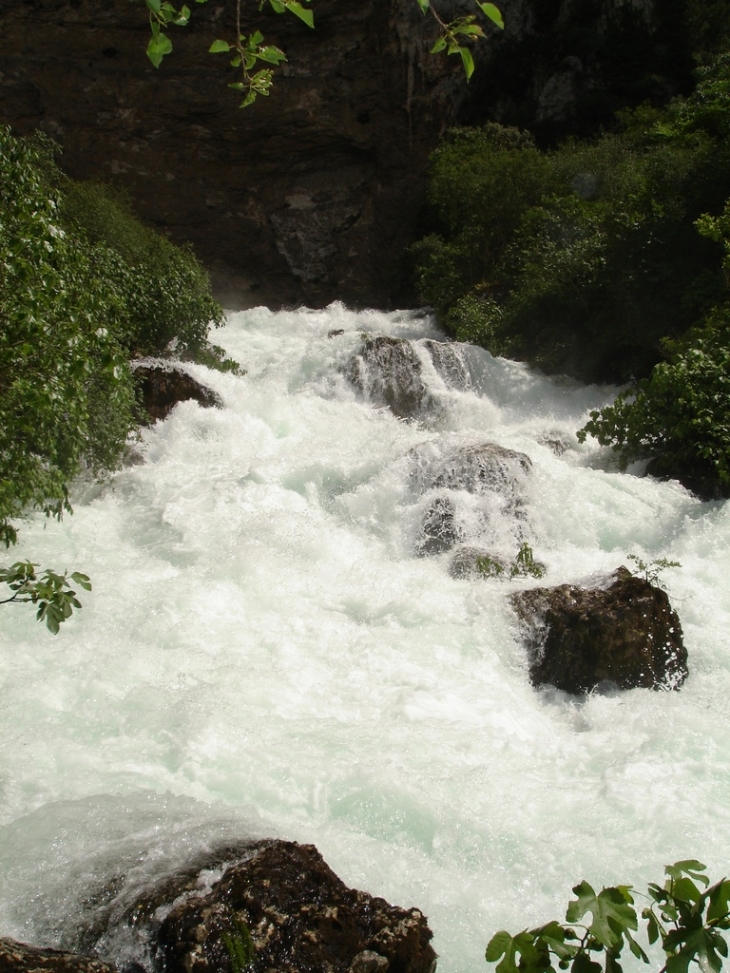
[[477, 1, 504, 28], [671, 877, 703, 905], [430, 36, 447, 53], [707, 880, 730, 923], [145, 0, 162, 12], [209, 39, 231, 53], [415, 0, 429, 9], [666, 861, 710, 888], [566, 883, 637, 950], [257, 45, 287, 64], [287, 1, 314, 27], [146, 33, 173, 67], [71, 572, 92, 591], [486, 930, 546, 973], [459, 45, 475, 79]]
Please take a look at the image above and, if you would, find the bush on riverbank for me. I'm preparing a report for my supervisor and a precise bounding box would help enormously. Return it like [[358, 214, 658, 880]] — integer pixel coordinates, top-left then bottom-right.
[[413, 54, 730, 494], [0, 125, 224, 554]]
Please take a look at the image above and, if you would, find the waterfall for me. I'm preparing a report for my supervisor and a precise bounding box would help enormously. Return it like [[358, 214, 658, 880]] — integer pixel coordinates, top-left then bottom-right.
[[1, 304, 729, 972]]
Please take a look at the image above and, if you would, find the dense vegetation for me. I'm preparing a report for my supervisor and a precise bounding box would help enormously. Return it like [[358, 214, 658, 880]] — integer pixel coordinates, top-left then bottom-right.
[[486, 860, 730, 973], [412, 53, 730, 497], [0, 126, 224, 626]]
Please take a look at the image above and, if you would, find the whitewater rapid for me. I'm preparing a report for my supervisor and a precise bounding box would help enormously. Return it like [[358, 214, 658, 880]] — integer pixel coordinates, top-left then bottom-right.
[[1, 305, 730, 972]]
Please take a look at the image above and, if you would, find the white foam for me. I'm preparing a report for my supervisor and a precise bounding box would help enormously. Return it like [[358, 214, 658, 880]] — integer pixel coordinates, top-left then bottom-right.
[[1, 305, 728, 972]]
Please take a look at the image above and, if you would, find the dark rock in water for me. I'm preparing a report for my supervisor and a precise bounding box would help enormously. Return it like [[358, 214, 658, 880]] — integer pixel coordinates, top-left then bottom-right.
[[156, 840, 437, 973], [133, 362, 222, 423], [645, 455, 728, 502], [1, 841, 435, 973], [422, 340, 470, 390], [416, 496, 463, 556], [427, 443, 532, 495], [538, 435, 569, 456], [510, 567, 688, 694], [449, 546, 510, 579], [345, 336, 429, 419], [410, 442, 533, 555], [0, 938, 116, 973], [410, 443, 532, 513]]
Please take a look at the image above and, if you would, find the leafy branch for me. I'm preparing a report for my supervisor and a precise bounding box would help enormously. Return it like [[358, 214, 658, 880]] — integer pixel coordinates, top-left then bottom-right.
[[486, 861, 730, 973], [418, 0, 504, 79], [0, 561, 92, 634], [626, 554, 681, 588], [143, 0, 503, 104]]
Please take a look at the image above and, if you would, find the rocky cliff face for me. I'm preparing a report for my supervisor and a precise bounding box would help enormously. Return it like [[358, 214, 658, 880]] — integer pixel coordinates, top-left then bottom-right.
[[0, 0, 693, 308], [0, 0, 478, 308]]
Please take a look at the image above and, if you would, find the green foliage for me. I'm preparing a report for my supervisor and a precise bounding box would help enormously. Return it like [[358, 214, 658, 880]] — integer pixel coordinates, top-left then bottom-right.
[[0, 128, 136, 539], [0, 562, 92, 634], [477, 543, 546, 580], [60, 180, 224, 356], [413, 55, 730, 383], [144, 0, 502, 106], [626, 555, 681, 587], [0, 127, 225, 629], [222, 917, 256, 973], [485, 861, 730, 973], [578, 308, 730, 495]]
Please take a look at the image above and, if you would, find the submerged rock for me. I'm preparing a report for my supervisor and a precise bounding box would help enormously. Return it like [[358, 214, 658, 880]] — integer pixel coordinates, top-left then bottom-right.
[[344, 336, 470, 419], [422, 340, 470, 390], [424, 443, 532, 496], [344, 336, 429, 419], [155, 840, 437, 973], [416, 496, 463, 556], [133, 362, 222, 423], [410, 442, 533, 556], [0, 939, 116, 973], [510, 567, 688, 694], [448, 547, 510, 579]]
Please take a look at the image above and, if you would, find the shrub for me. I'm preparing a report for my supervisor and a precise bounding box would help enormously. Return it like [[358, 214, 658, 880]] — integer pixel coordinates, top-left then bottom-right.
[[0, 128, 136, 544], [0, 126, 227, 631], [412, 58, 730, 383], [578, 308, 730, 497], [485, 860, 730, 973], [60, 180, 224, 356]]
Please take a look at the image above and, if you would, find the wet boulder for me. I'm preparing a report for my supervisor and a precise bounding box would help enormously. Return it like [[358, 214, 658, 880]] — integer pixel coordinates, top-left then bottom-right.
[[410, 442, 533, 556], [133, 362, 222, 423], [344, 336, 429, 419], [449, 547, 510, 579], [0, 939, 117, 973], [416, 496, 463, 556], [510, 567, 688, 694], [422, 340, 470, 390], [410, 442, 532, 498], [155, 840, 437, 973]]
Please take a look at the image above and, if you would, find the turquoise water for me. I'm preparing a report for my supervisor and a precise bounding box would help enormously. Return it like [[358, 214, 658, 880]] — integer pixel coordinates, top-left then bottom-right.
[[1, 305, 729, 971]]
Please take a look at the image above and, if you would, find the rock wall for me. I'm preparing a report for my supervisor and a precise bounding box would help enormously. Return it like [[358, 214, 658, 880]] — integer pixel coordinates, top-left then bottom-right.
[[0, 0, 694, 308], [0, 0, 477, 308]]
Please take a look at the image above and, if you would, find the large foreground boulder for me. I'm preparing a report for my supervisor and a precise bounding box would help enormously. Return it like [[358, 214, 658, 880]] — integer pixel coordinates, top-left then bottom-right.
[[155, 841, 436, 973], [510, 567, 687, 694], [0, 841, 436, 973], [0, 940, 116, 973], [133, 362, 222, 422]]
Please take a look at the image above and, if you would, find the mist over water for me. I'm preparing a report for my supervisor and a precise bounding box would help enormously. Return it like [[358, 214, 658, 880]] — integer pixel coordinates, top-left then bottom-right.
[[2, 304, 730, 972]]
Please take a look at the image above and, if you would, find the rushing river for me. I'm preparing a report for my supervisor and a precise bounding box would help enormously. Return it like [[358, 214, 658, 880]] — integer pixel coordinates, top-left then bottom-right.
[[1, 304, 730, 972]]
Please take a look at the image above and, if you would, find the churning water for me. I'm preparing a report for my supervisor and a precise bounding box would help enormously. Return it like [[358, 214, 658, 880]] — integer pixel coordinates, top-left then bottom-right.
[[2, 305, 730, 972]]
